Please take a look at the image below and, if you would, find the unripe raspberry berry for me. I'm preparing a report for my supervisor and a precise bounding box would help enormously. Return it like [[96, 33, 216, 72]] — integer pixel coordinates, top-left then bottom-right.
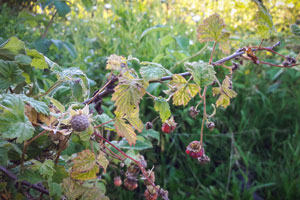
[[144, 189, 158, 200], [146, 122, 153, 130], [206, 121, 215, 131], [114, 176, 122, 187], [71, 114, 89, 132], [189, 106, 199, 118]]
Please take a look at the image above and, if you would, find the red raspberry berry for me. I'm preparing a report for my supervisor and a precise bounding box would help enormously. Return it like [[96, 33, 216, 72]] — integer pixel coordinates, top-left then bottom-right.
[[185, 149, 190, 155], [162, 123, 171, 134], [190, 151, 198, 159], [197, 149, 204, 158]]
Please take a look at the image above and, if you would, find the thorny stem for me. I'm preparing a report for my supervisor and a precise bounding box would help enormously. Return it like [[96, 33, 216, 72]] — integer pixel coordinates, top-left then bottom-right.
[[170, 43, 209, 72], [87, 79, 113, 104], [94, 132, 160, 192], [209, 42, 217, 64], [258, 39, 264, 50], [94, 119, 115, 129], [34, 80, 63, 98], [55, 133, 72, 164], [200, 86, 207, 146], [42, 11, 57, 38], [21, 129, 48, 168]]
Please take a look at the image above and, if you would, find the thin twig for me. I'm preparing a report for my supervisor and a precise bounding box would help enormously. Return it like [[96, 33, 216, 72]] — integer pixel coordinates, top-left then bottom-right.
[[209, 42, 217, 64], [200, 86, 207, 146], [170, 43, 209, 72], [0, 165, 49, 195], [94, 119, 115, 129], [41, 11, 57, 38]]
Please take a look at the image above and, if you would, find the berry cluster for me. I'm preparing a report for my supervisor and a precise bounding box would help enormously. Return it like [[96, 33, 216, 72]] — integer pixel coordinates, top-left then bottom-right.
[[185, 141, 210, 164], [161, 117, 177, 134]]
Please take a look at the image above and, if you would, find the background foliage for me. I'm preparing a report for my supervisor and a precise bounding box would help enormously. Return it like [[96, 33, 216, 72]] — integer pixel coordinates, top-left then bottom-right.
[[0, 0, 300, 199]]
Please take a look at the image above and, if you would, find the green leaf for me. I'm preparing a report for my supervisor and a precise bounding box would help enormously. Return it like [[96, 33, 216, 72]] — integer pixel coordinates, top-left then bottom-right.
[[33, 38, 51, 54], [0, 37, 26, 60], [47, 96, 65, 113], [20, 95, 49, 115], [0, 141, 23, 166], [93, 114, 115, 130], [112, 71, 147, 116], [72, 149, 97, 173], [0, 94, 34, 143], [63, 41, 77, 58], [49, 181, 62, 198], [141, 129, 160, 142], [26, 49, 48, 69], [81, 0, 93, 11], [253, 0, 275, 38], [139, 62, 169, 82], [52, 165, 68, 183], [175, 36, 189, 50], [115, 114, 137, 146], [291, 24, 300, 37], [15, 54, 32, 65], [0, 60, 25, 90], [170, 75, 199, 106], [18, 169, 43, 184], [197, 13, 228, 43], [154, 97, 171, 122], [31, 159, 55, 179], [62, 178, 86, 200], [140, 25, 170, 40], [54, 0, 71, 17], [70, 79, 84, 102], [97, 152, 109, 173], [117, 136, 153, 151], [160, 35, 174, 46], [185, 61, 216, 87]]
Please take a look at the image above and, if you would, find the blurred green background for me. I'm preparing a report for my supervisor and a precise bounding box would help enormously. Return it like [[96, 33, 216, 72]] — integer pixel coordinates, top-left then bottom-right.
[[1, 0, 300, 199]]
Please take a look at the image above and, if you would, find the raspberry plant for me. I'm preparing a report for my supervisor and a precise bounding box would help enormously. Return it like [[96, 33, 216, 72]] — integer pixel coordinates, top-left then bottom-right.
[[1, 1, 300, 199]]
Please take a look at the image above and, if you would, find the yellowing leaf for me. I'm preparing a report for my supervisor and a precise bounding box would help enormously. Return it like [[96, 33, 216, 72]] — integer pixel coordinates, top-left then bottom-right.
[[112, 71, 147, 116], [106, 54, 127, 71], [126, 110, 144, 132], [97, 152, 109, 173], [62, 178, 87, 200], [154, 97, 171, 122], [115, 115, 137, 146], [197, 13, 228, 43], [72, 149, 96, 173], [170, 75, 199, 106], [70, 165, 99, 181], [213, 76, 237, 109]]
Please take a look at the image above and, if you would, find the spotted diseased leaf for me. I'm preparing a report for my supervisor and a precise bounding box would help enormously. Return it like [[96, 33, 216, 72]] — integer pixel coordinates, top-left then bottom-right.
[[291, 24, 300, 37], [97, 152, 109, 173], [197, 14, 229, 43], [112, 71, 147, 116], [72, 149, 96, 173], [154, 97, 171, 122], [106, 54, 127, 71], [115, 114, 137, 146], [170, 75, 199, 106], [139, 62, 170, 81], [0, 60, 25, 90], [253, 0, 275, 38], [71, 165, 99, 181], [185, 61, 216, 87], [213, 76, 237, 109], [0, 94, 34, 143], [62, 178, 86, 200]]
